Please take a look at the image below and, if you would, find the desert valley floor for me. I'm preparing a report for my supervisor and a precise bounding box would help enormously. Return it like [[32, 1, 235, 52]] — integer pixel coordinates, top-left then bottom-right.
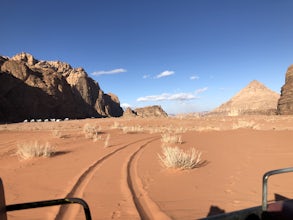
[[1, 115, 293, 220]]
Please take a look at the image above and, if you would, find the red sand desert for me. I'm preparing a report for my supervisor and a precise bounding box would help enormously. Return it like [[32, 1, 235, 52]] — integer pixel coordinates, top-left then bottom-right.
[[1, 115, 293, 220]]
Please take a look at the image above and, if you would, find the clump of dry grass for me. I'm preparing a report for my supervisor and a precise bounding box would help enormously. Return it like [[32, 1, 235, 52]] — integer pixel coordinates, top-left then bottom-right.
[[232, 120, 257, 129], [148, 127, 163, 134], [52, 130, 64, 138], [83, 123, 101, 139], [104, 134, 111, 148], [158, 146, 202, 170], [16, 141, 56, 160], [111, 121, 121, 129], [173, 127, 187, 134], [93, 134, 103, 142], [161, 133, 183, 144], [122, 125, 144, 134]]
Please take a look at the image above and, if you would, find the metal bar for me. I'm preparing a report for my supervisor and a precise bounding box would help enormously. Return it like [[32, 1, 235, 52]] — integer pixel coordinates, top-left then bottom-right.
[[6, 198, 92, 220], [262, 167, 293, 211], [0, 178, 7, 220]]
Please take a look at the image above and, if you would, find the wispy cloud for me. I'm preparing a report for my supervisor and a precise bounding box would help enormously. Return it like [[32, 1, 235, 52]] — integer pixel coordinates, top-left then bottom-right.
[[155, 70, 175, 79], [92, 68, 127, 76], [143, 74, 151, 79], [137, 87, 208, 102], [190, 75, 199, 80], [196, 87, 208, 94]]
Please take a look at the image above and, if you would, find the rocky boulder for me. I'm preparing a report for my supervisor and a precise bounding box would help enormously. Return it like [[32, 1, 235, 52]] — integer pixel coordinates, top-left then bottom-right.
[[0, 52, 123, 122], [277, 65, 293, 114], [210, 80, 280, 116]]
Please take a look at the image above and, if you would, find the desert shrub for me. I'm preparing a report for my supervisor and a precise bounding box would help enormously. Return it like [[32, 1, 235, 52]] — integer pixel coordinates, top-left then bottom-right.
[[232, 120, 256, 129], [174, 127, 187, 134], [161, 133, 183, 144], [52, 130, 63, 138], [158, 146, 202, 170], [83, 123, 100, 139], [93, 134, 103, 142], [111, 121, 121, 129], [16, 141, 55, 160], [122, 125, 144, 134], [104, 134, 111, 148], [148, 127, 163, 134], [193, 126, 220, 131]]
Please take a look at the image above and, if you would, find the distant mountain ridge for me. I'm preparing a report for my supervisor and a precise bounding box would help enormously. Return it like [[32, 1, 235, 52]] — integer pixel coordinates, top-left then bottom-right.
[[123, 105, 168, 118], [0, 52, 123, 122], [210, 80, 280, 116]]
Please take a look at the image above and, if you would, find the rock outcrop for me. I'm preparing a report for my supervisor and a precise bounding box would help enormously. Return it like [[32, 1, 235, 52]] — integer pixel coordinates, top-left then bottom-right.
[[0, 52, 123, 122], [210, 80, 280, 116], [277, 65, 293, 115], [122, 107, 138, 117], [123, 105, 168, 118]]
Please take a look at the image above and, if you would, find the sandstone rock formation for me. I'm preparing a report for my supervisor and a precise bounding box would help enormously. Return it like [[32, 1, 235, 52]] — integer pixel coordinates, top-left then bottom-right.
[[123, 107, 138, 117], [0, 52, 123, 122], [123, 105, 168, 118], [210, 80, 280, 116], [277, 65, 293, 115]]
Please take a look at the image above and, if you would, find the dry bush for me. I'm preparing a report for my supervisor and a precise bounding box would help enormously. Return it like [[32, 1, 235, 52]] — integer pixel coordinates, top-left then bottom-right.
[[52, 130, 64, 138], [122, 125, 144, 134], [161, 133, 183, 144], [158, 146, 202, 170], [192, 126, 220, 131], [232, 120, 257, 129], [104, 134, 111, 148], [111, 121, 121, 129], [93, 134, 103, 142], [83, 123, 101, 139], [16, 141, 56, 160], [148, 127, 164, 134], [174, 127, 187, 134]]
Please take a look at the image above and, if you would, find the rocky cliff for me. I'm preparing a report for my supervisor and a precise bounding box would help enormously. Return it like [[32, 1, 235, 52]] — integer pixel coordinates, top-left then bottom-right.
[[277, 65, 293, 115], [210, 80, 280, 116], [0, 52, 123, 122], [123, 105, 168, 118]]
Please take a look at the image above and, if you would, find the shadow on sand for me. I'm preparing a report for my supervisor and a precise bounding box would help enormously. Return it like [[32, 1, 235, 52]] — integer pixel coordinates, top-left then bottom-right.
[[204, 193, 292, 220]]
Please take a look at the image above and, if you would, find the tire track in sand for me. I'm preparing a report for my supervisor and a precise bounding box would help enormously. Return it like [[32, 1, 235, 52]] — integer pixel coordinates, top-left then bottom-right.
[[54, 136, 159, 220], [125, 139, 172, 220]]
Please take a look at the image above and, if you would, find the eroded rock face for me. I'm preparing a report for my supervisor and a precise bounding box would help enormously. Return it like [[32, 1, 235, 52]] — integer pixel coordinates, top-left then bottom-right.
[[0, 52, 123, 122], [123, 107, 138, 117], [211, 80, 280, 116], [123, 105, 168, 118], [277, 65, 293, 115]]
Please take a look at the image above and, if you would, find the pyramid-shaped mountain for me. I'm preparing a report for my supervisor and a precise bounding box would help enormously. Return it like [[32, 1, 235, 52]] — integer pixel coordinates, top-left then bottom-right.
[[211, 80, 280, 116]]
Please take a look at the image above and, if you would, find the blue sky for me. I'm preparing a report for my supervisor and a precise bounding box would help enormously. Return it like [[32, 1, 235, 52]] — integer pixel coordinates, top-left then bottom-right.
[[1, 1, 293, 114]]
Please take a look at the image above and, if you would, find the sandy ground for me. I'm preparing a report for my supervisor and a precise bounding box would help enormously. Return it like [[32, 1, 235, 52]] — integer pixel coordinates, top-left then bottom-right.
[[1, 115, 293, 220]]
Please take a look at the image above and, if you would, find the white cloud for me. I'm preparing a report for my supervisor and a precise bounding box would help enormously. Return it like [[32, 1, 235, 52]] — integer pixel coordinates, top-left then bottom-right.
[[168, 93, 196, 101], [155, 70, 175, 79], [121, 103, 131, 109], [137, 93, 195, 102], [137, 87, 208, 102], [92, 68, 127, 76], [137, 93, 172, 102], [143, 74, 150, 79], [190, 75, 199, 80], [195, 87, 208, 94]]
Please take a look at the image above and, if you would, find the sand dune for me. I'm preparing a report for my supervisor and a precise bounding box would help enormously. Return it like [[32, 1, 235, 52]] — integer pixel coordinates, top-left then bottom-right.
[[1, 116, 293, 219]]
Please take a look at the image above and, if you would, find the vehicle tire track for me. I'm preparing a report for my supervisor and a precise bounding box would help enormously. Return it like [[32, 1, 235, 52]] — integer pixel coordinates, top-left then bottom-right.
[[125, 139, 172, 220], [53, 136, 158, 220]]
